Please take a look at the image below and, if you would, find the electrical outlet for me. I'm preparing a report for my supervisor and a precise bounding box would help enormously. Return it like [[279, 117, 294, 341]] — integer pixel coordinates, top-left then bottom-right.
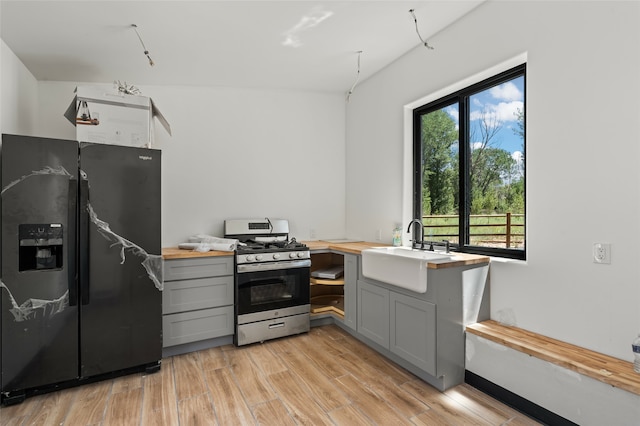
[[310, 229, 317, 239], [593, 243, 611, 264], [376, 229, 382, 241]]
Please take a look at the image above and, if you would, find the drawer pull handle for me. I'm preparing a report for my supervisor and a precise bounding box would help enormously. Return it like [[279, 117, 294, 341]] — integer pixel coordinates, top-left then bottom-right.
[[269, 322, 285, 329]]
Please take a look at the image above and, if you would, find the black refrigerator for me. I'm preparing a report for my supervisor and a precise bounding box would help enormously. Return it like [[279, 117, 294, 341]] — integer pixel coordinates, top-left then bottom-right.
[[0, 134, 162, 404]]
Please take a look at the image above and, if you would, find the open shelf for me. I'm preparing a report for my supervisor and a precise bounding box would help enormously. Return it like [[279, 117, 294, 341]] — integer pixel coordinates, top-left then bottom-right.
[[310, 295, 344, 317], [310, 252, 345, 319], [310, 277, 345, 286]]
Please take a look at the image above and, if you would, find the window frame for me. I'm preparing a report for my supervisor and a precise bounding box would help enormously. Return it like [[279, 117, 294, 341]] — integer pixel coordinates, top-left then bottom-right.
[[412, 63, 526, 260]]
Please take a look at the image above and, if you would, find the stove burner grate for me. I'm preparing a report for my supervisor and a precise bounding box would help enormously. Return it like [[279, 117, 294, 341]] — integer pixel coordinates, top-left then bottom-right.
[[238, 237, 307, 253]]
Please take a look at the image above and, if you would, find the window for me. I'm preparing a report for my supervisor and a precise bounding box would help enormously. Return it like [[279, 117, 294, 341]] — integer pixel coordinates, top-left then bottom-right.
[[413, 64, 525, 260]]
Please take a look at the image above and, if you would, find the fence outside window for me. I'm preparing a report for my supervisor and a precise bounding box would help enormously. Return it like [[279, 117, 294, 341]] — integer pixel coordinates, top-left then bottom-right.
[[422, 213, 524, 249]]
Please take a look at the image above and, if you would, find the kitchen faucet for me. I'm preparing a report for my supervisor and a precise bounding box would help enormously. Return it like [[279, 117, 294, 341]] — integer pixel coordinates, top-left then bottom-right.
[[406, 220, 449, 252], [406, 219, 425, 249]]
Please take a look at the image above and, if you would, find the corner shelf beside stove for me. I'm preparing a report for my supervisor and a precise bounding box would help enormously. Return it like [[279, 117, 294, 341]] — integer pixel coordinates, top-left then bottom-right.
[[309, 252, 345, 318]]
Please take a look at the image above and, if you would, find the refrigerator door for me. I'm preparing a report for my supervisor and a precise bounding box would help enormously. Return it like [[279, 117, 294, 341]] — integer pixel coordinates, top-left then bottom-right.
[[1, 134, 79, 395], [79, 143, 161, 377]]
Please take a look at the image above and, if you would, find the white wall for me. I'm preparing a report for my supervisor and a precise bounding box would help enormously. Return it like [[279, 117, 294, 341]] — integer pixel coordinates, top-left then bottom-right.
[[1, 40, 38, 136], [345, 0, 640, 417], [36, 82, 347, 246], [347, 1, 640, 361]]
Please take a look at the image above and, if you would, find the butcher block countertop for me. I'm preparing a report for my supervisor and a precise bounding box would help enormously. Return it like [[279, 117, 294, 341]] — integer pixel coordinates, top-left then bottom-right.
[[161, 242, 377, 260], [303, 240, 386, 254], [303, 240, 490, 269], [424, 252, 490, 269], [162, 241, 489, 268], [162, 247, 233, 259]]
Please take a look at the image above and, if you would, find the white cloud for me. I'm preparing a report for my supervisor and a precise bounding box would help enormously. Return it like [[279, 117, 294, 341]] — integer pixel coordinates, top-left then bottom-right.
[[511, 150, 524, 178], [470, 101, 523, 123], [446, 106, 459, 122], [494, 101, 524, 122], [490, 81, 523, 102]]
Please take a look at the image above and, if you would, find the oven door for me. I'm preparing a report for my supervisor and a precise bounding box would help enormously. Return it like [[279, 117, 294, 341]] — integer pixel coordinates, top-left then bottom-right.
[[236, 263, 310, 316]]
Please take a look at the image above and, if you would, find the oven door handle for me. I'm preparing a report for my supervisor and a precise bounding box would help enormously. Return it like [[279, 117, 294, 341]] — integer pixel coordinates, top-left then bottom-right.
[[237, 259, 311, 273]]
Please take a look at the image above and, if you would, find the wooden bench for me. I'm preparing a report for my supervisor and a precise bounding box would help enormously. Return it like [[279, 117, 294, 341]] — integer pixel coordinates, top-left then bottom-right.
[[466, 320, 640, 396]]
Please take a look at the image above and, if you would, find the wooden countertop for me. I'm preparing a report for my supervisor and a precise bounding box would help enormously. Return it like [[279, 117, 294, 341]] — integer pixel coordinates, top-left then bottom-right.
[[162, 247, 233, 259], [424, 252, 490, 269], [163, 241, 383, 260], [303, 240, 490, 269], [162, 241, 489, 268], [303, 240, 386, 254], [467, 320, 640, 396]]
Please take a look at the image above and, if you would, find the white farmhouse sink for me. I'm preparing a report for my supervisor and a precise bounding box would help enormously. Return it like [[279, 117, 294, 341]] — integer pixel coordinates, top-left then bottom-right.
[[361, 246, 451, 293]]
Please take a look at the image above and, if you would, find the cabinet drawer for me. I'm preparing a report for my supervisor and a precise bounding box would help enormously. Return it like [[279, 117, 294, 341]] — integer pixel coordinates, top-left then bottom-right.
[[162, 305, 234, 347], [164, 256, 233, 281], [163, 276, 233, 314]]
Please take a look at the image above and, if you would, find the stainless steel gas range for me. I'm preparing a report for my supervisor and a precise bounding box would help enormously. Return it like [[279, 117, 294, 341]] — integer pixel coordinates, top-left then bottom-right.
[[224, 218, 310, 346]]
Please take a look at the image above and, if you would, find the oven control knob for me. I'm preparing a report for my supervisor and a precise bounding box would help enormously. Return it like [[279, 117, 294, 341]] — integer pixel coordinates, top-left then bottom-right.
[[297, 252, 305, 258], [273, 253, 281, 260], [289, 252, 297, 259], [256, 255, 263, 261], [246, 255, 255, 262]]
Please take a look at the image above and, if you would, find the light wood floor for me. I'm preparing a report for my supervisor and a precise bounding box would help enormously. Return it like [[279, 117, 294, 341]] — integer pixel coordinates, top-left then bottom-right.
[[1, 324, 542, 425]]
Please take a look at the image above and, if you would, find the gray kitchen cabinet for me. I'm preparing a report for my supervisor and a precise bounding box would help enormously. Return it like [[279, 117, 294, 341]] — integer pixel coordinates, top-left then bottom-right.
[[164, 256, 233, 281], [389, 291, 436, 375], [342, 254, 358, 330], [356, 259, 490, 391], [357, 280, 390, 348], [163, 276, 233, 314], [162, 305, 234, 347], [309, 250, 358, 332], [162, 256, 234, 349]]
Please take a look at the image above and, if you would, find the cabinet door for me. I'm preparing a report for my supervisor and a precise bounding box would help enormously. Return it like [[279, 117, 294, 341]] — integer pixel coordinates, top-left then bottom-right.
[[343, 254, 358, 330], [357, 280, 389, 348], [390, 291, 436, 375]]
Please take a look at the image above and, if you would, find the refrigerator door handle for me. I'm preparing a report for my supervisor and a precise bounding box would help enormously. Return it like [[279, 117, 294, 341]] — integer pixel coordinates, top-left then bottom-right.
[[80, 177, 90, 305], [68, 178, 78, 306]]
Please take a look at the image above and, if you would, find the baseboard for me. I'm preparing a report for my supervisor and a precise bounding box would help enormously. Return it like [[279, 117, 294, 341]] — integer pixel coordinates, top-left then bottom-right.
[[465, 370, 578, 426], [162, 335, 233, 357]]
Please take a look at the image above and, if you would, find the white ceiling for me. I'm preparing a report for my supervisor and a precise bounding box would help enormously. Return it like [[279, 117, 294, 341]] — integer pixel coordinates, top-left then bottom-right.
[[1, 0, 484, 93]]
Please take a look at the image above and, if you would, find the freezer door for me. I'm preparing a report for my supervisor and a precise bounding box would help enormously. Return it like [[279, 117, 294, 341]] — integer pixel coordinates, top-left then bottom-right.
[[1, 134, 79, 395], [79, 143, 161, 377]]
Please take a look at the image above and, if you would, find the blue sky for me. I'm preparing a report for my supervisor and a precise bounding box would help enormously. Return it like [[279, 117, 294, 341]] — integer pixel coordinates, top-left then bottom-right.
[[446, 76, 525, 165]]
